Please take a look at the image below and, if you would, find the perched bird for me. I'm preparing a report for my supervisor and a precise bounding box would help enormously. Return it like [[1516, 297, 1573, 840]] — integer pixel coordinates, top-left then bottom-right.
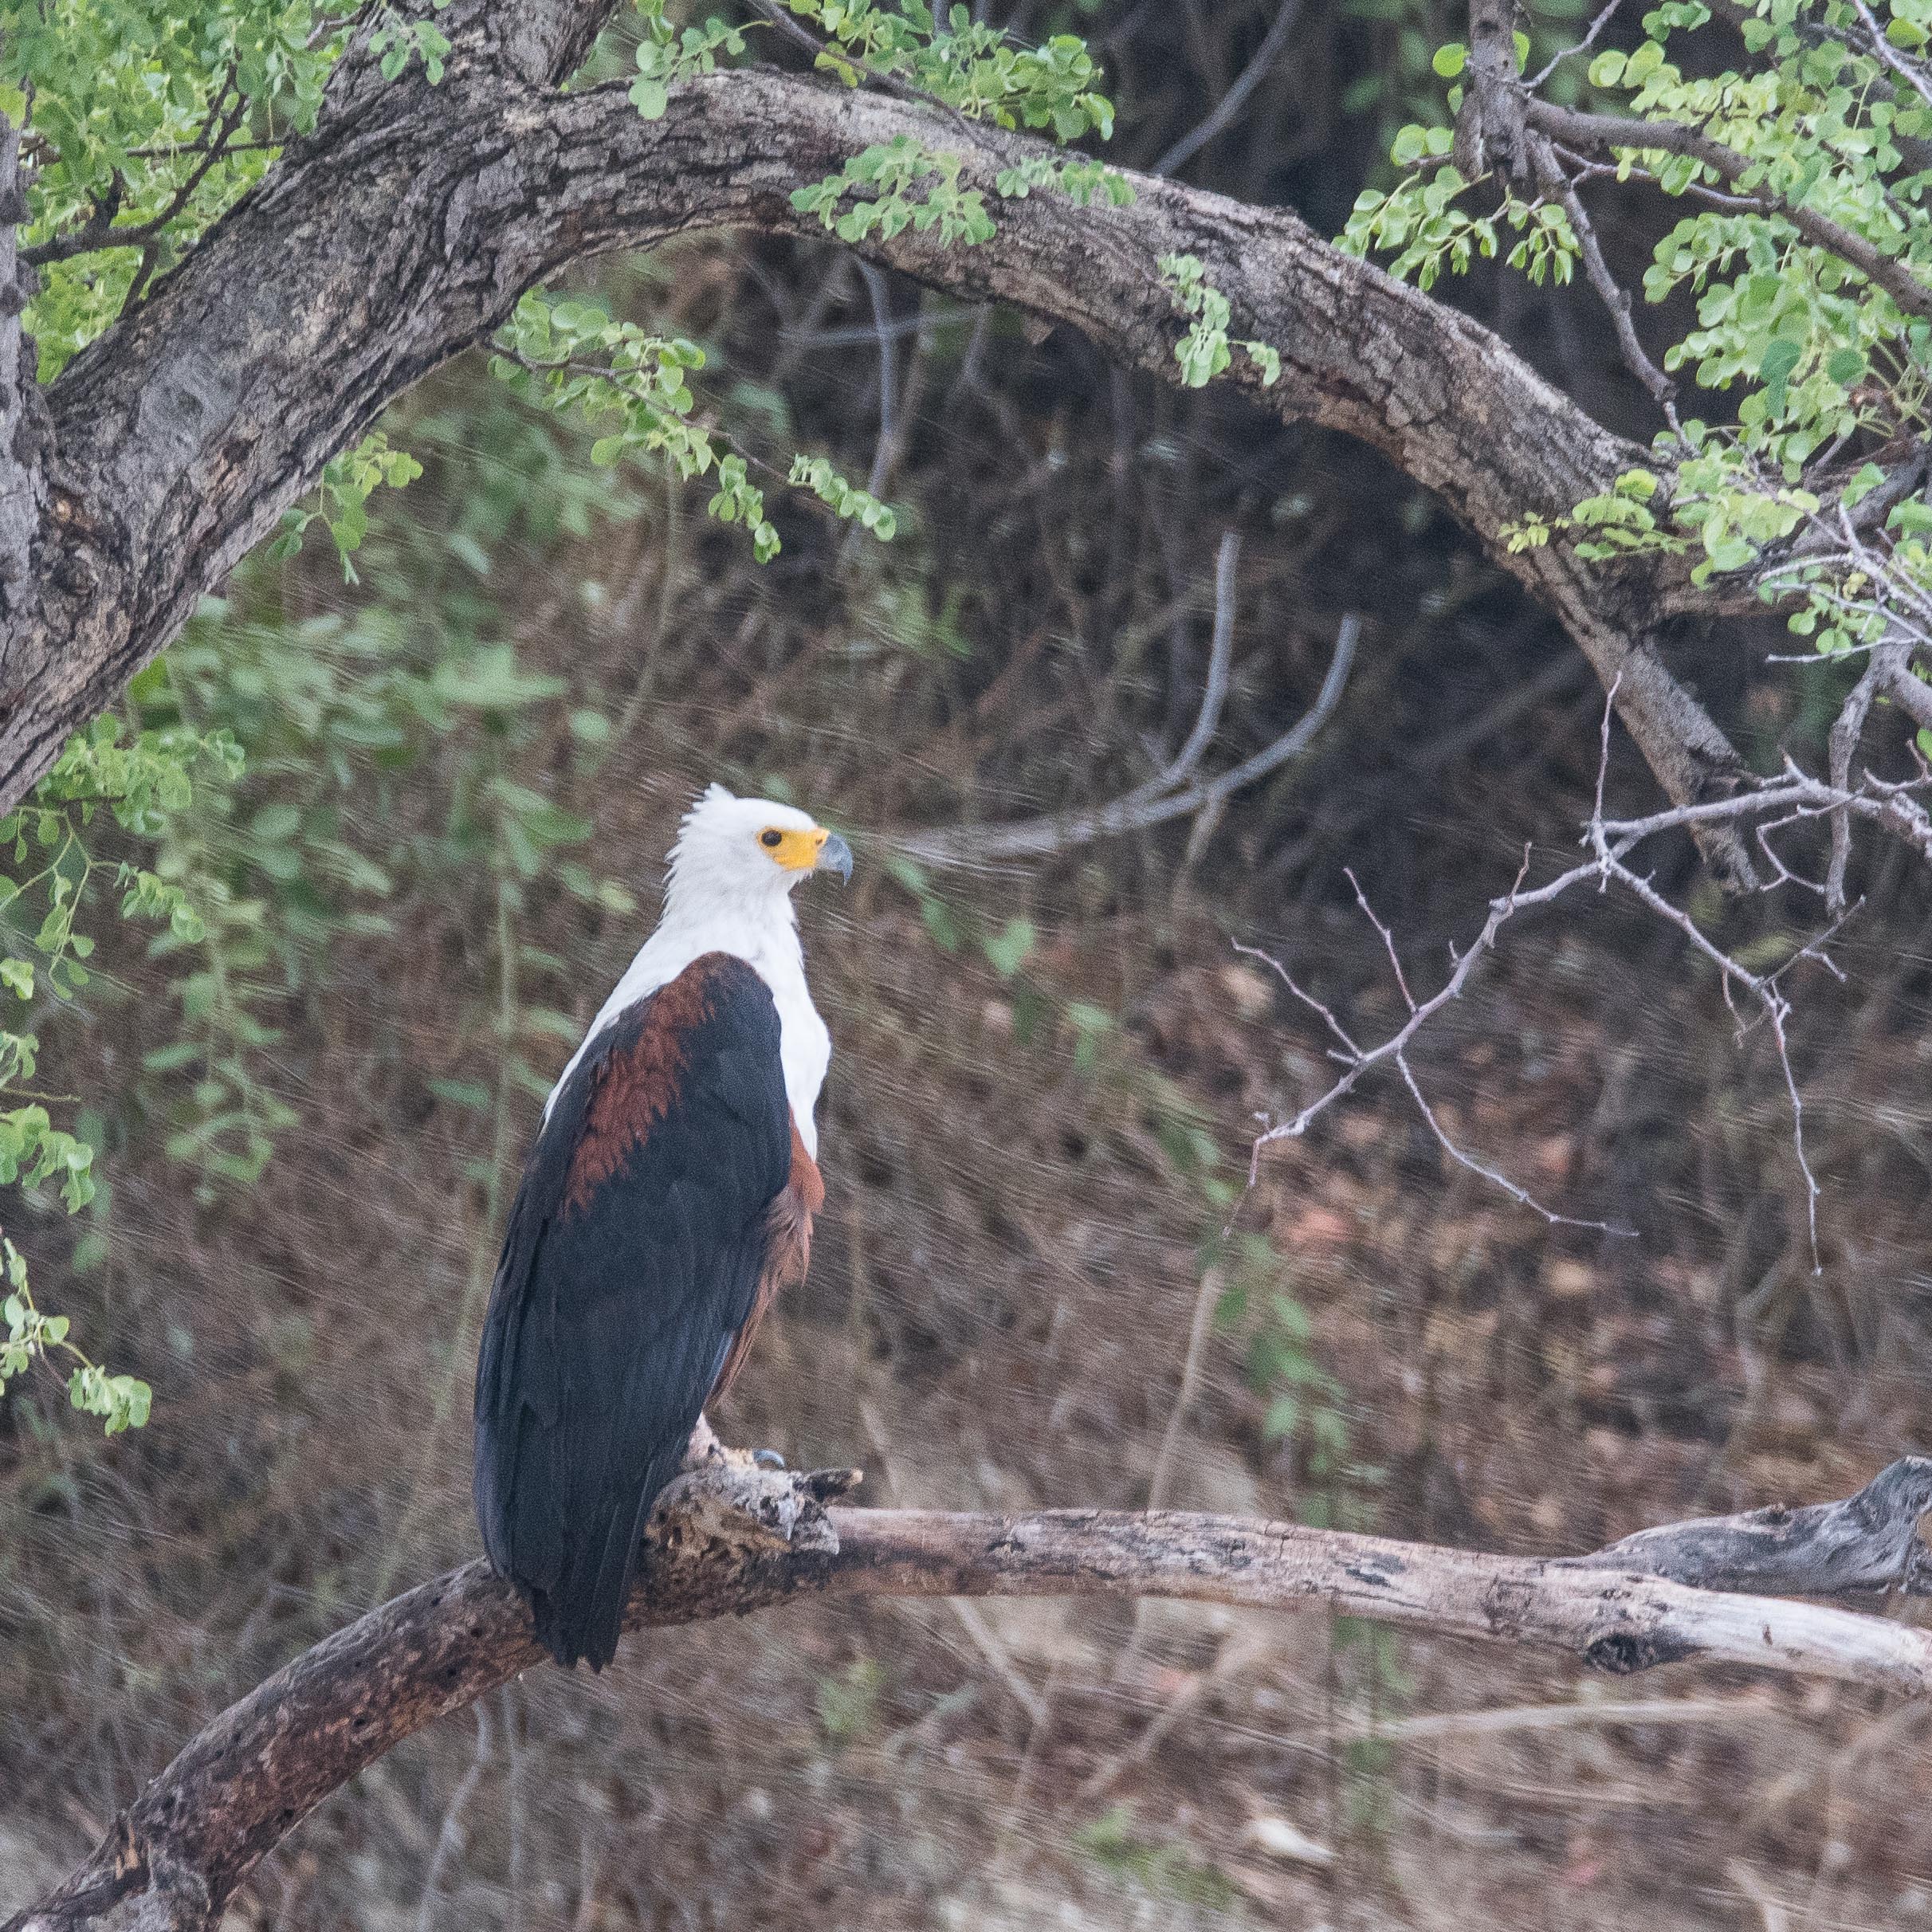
[[473, 783, 852, 1669]]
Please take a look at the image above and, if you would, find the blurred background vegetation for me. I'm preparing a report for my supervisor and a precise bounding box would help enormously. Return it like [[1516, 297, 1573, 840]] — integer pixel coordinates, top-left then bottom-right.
[[6, 2, 1932, 1926]]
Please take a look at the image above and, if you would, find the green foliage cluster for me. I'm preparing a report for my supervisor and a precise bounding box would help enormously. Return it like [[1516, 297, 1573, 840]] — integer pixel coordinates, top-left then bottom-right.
[[1158, 251, 1282, 388], [769, 1, 1113, 135], [368, 0, 454, 84], [792, 134, 999, 245], [752, 2, 1129, 247], [266, 433, 426, 581], [2, 1235, 150, 1431], [490, 291, 894, 561], [813, 1655, 889, 1743], [4, 0, 361, 371], [788, 130, 1131, 245], [493, 293, 783, 560], [628, 0, 748, 117], [1073, 1806, 1241, 1911], [1341, 0, 1932, 703], [0, 716, 249, 1431], [0, 375, 667, 1429], [1345, 130, 1580, 289], [1214, 1231, 1385, 1529]]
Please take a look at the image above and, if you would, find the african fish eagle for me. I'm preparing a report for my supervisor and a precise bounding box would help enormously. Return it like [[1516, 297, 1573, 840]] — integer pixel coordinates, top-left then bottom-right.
[[473, 783, 852, 1670]]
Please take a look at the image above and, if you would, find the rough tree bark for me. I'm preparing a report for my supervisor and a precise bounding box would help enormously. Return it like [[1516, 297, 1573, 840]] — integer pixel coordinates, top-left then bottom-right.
[[0, 0, 1754, 872], [10, 1456, 1932, 1932]]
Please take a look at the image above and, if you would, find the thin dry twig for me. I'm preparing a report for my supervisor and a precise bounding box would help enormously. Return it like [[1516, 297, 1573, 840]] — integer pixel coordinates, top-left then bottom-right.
[[1153, 0, 1304, 177], [1527, 131, 1679, 426], [1526, 0, 1628, 88], [1239, 681, 1929, 1264]]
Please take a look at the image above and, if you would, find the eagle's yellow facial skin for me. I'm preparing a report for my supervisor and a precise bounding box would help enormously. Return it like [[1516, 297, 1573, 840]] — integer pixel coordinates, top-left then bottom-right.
[[759, 824, 829, 871]]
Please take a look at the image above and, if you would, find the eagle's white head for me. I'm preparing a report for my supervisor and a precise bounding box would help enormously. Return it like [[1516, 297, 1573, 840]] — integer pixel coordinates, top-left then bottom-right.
[[663, 782, 854, 917], [550, 783, 847, 1151]]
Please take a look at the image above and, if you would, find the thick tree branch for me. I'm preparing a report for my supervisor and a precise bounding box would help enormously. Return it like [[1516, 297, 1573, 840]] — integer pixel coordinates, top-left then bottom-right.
[[0, 108, 45, 622], [1455, 0, 1530, 183], [11, 1457, 1931, 1932], [0, 7, 1755, 874]]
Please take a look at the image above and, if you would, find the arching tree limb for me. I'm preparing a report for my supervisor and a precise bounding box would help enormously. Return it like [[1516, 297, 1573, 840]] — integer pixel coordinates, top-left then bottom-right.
[[0, 0, 1751, 870], [10, 1457, 1930, 1932]]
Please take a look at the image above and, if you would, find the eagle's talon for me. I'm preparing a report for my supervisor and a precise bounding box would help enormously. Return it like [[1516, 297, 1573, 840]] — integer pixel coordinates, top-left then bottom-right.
[[652, 1460, 843, 1558], [752, 1447, 787, 1471], [803, 1465, 864, 1502]]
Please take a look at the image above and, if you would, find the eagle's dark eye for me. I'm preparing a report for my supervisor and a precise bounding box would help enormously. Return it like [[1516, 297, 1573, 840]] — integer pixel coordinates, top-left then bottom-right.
[[760, 828, 783, 849]]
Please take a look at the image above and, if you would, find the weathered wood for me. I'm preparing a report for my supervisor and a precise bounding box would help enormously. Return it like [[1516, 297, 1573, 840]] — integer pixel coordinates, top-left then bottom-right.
[[0, 0, 1751, 870], [1577, 1454, 1932, 1596], [10, 1458, 1930, 1932]]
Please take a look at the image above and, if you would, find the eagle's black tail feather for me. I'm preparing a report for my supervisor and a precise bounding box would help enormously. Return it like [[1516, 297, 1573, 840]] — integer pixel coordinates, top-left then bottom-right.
[[526, 1453, 678, 1671]]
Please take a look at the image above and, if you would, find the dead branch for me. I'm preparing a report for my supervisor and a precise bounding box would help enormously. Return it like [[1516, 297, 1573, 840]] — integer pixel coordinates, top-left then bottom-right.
[[897, 539, 1359, 865], [1584, 1455, 1932, 1595], [11, 1456, 1932, 1931]]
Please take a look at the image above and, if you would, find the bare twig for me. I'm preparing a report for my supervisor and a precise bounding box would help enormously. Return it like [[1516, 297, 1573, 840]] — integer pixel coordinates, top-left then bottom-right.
[[1144, 1266, 1227, 1515], [1153, 0, 1303, 178], [1168, 529, 1243, 783], [1825, 642, 1895, 913], [1526, 0, 1628, 88], [896, 548, 1359, 866], [781, 302, 980, 348], [413, 1702, 490, 1932], [1241, 679, 1925, 1258], [1526, 131, 1679, 422], [1235, 858, 1630, 1235]]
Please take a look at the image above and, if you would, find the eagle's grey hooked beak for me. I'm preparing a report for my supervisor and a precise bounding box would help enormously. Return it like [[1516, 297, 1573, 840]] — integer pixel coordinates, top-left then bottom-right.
[[818, 831, 854, 884]]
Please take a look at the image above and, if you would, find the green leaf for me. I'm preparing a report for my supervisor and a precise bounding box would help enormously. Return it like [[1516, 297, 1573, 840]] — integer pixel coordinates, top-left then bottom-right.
[[428, 1076, 494, 1112], [1431, 41, 1467, 77], [249, 803, 302, 843], [981, 916, 1037, 980]]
